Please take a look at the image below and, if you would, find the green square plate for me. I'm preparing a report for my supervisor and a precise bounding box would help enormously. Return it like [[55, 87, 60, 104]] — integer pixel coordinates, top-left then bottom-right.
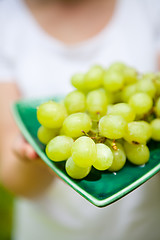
[[12, 96, 160, 207]]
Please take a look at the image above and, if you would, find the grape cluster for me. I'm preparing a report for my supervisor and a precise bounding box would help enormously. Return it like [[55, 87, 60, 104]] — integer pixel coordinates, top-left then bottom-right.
[[37, 63, 160, 179]]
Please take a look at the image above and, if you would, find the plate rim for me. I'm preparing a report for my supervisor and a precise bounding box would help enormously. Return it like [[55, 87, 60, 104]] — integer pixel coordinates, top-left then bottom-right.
[[12, 98, 160, 207]]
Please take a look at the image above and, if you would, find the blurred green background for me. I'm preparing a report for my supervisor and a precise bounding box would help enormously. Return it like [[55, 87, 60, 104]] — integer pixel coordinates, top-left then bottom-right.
[[0, 184, 14, 240]]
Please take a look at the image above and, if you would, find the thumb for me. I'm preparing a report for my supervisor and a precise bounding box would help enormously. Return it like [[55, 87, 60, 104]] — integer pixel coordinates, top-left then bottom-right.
[[13, 135, 38, 160]]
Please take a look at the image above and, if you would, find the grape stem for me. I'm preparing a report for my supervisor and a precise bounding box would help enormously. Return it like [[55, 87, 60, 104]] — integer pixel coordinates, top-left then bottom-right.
[[81, 130, 106, 143], [106, 139, 118, 151], [81, 130, 90, 137]]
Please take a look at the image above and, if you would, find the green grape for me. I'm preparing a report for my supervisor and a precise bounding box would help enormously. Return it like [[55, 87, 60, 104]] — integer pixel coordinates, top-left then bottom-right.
[[59, 126, 65, 135], [105, 90, 114, 104], [65, 157, 91, 179], [84, 65, 104, 90], [37, 101, 67, 128], [109, 63, 138, 85], [155, 97, 160, 117], [129, 92, 153, 115], [124, 121, 152, 144], [121, 84, 137, 102], [86, 89, 108, 117], [143, 72, 160, 96], [71, 136, 96, 167], [136, 78, 156, 98], [103, 70, 125, 92], [93, 143, 113, 171], [99, 115, 127, 139], [143, 73, 155, 79], [109, 103, 135, 122], [37, 126, 59, 144], [62, 113, 92, 138], [154, 73, 160, 96], [64, 90, 86, 114], [88, 113, 99, 123], [123, 66, 138, 85], [124, 141, 150, 165], [71, 73, 85, 91], [108, 143, 126, 171], [46, 136, 74, 161], [109, 62, 126, 72], [112, 91, 122, 104], [106, 104, 113, 114], [150, 118, 160, 141], [123, 67, 137, 84]]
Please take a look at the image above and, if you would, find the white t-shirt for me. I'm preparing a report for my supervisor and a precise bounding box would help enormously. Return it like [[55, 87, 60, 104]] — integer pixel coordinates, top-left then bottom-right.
[[0, 0, 160, 240]]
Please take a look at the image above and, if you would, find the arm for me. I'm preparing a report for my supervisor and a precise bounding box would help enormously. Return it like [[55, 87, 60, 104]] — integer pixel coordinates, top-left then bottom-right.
[[0, 82, 54, 198]]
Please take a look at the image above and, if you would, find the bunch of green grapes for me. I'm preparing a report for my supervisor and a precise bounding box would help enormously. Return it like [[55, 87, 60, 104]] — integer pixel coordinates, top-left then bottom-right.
[[37, 63, 160, 179]]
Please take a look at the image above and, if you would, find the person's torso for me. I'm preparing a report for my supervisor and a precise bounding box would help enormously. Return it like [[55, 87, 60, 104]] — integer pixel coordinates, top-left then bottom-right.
[[1, 0, 157, 98]]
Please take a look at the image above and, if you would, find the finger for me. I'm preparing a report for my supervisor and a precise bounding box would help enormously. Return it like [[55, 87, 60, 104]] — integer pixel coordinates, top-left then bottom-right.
[[12, 135, 26, 158], [13, 135, 38, 160], [25, 144, 38, 159]]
